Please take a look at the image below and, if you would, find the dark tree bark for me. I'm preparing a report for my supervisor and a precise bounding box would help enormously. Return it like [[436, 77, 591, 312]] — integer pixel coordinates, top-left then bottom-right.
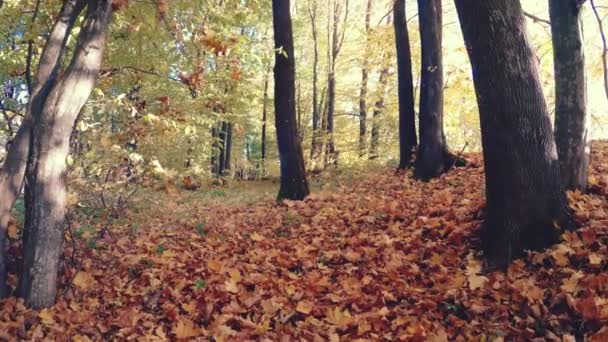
[[18, 0, 113, 308], [211, 126, 219, 174], [261, 74, 268, 169], [455, 0, 574, 269], [414, 0, 452, 180], [218, 122, 227, 175], [359, 0, 373, 158], [0, 0, 86, 299], [369, 68, 389, 160], [394, 0, 417, 169], [550, 0, 588, 191], [224, 122, 232, 171], [272, 0, 310, 200]]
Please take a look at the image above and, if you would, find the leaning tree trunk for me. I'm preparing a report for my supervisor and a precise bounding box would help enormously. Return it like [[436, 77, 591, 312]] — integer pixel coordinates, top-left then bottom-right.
[[0, 0, 85, 299], [455, 0, 574, 269], [272, 0, 310, 201], [414, 0, 451, 180], [18, 0, 113, 308], [550, 0, 588, 191], [393, 0, 417, 169], [359, 0, 373, 158]]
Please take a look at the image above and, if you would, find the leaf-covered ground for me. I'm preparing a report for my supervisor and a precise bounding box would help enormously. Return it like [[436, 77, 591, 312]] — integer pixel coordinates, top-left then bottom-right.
[[2, 143, 608, 341]]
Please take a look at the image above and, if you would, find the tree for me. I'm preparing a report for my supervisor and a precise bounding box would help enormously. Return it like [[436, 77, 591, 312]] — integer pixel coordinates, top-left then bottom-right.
[[550, 0, 588, 191], [393, 0, 417, 169], [18, 0, 113, 308], [359, 0, 373, 158], [414, 0, 452, 180], [0, 0, 86, 299], [261, 73, 269, 171], [454, 0, 574, 268], [308, 0, 323, 169], [325, 0, 349, 167], [369, 68, 390, 159], [272, 0, 310, 200]]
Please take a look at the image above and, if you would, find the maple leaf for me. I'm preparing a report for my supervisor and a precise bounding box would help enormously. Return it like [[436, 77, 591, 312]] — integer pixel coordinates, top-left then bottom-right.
[[296, 300, 314, 314], [576, 297, 599, 321], [173, 317, 200, 339], [38, 309, 56, 325], [72, 271, 96, 290]]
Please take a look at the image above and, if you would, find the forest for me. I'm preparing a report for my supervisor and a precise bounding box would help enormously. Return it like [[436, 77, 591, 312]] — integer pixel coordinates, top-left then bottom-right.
[[0, 0, 608, 340]]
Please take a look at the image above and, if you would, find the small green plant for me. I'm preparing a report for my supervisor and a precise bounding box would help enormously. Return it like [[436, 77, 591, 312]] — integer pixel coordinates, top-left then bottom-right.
[[155, 244, 166, 255], [195, 278, 206, 290], [12, 199, 25, 226], [86, 238, 97, 249], [196, 222, 207, 236]]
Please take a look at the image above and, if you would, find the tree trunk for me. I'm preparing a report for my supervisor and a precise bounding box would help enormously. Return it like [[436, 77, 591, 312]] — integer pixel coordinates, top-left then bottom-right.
[[224, 123, 232, 171], [455, 0, 574, 269], [261, 74, 268, 169], [309, 0, 322, 166], [218, 122, 227, 175], [550, 0, 588, 191], [272, 0, 310, 200], [394, 0, 418, 169], [359, 0, 372, 158], [414, 0, 451, 180], [18, 0, 113, 308], [0, 0, 85, 299], [369, 69, 389, 160], [211, 126, 219, 174]]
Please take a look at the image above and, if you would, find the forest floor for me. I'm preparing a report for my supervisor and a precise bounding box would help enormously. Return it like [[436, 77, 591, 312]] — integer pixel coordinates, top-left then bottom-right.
[[1, 144, 608, 341]]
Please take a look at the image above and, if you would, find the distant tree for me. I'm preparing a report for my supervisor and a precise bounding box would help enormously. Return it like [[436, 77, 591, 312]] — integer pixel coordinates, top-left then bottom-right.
[[325, 0, 349, 167], [0, 0, 86, 299], [261, 72, 269, 171], [308, 0, 323, 168], [369, 68, 390, 159], [272, 0, 310, 200], [414, 0, 452, 180], [393, 0, 417, 169], [18, 0, 113, 308], [550, 0, 588, 191], [455, 0, 574, 268], [359, 0, 373, 158]]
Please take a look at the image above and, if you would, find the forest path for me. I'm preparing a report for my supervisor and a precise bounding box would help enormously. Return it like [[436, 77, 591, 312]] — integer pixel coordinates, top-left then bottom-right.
[[1, 144, 608, 340]]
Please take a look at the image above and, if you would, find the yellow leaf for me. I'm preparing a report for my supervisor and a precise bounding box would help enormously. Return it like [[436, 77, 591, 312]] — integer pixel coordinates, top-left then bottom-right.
[[225, 279, 239, 293], [208, 259, 224, 273], [73, 271, 95, 290], [173, 317, 200, 339], [296, 300, 314, 314], [250, 232, 264, 241], [7, 221, 19, 240], [73, 335, 93, 342], [589, 253, 602, 265], [38, 309, 56, 325]]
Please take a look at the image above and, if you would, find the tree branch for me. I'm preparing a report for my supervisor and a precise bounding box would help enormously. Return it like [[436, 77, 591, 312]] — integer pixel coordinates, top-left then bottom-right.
[[591, 0, 608, 100], [523, 10, 551, 25]]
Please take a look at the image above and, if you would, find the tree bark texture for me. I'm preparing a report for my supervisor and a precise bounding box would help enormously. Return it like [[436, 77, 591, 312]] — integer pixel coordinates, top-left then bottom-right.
[[0, 0, 86, 299], [18, 0, 113, 308], [455, 0, 574, 269], [359, 0, 372, 158], [550, 0, 588, 191], [414, 0, 451, 180], [272, 0, 310, 200], [394, 0, 417, 169], [369, 68, 389, 160]]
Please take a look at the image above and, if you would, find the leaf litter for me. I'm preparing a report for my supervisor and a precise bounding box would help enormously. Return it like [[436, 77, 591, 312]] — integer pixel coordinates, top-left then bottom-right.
[[1, 143, 608, 341]]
